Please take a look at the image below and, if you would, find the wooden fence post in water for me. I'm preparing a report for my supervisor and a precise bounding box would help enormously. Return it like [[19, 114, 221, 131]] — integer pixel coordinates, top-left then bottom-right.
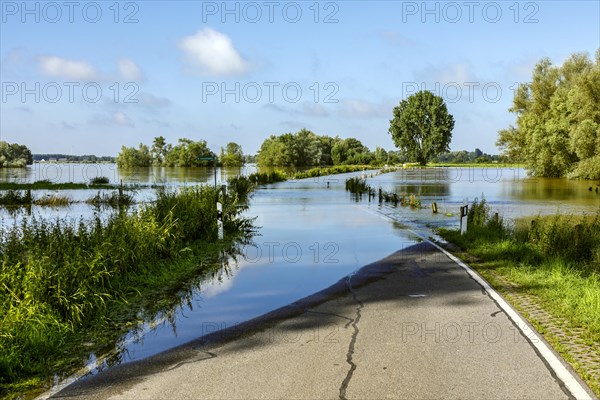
[[378, 188, 382, 203], [432, 202, 438, 213]]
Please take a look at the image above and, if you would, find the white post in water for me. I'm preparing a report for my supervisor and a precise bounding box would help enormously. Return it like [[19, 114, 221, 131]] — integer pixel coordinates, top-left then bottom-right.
[[217, 201, 223, 240]]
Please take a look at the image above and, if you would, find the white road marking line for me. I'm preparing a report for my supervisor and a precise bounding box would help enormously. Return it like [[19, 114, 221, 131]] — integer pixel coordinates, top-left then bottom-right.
[[418, 231, 593, 400]]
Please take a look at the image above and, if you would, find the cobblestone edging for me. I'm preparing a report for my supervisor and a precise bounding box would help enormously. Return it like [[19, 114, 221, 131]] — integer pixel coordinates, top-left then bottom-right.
[[486, 270, 600, 396]]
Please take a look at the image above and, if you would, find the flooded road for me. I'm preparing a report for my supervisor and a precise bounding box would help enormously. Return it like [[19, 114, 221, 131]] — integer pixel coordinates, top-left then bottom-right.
[[2, 164, 598, 384]]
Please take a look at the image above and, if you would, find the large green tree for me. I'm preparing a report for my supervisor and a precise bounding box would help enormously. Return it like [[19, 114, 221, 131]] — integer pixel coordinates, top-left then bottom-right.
[[497, 50, 600, 178], [388, 90, 455, 165]]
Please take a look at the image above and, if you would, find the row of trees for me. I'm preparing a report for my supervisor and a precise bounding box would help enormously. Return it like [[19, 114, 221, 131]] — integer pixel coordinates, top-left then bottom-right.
[[116, 137, 243, 168], [432, 148, 503, 164], [0, 141, 33, 168], [497, 50, 600, 179], [256, 129, 403, 167], [33, 154, 115, 162]]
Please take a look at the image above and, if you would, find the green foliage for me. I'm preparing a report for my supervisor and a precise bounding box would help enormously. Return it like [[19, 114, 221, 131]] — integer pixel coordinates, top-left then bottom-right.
[[220, 142, 244, 167], [0, 186, 251, 391], [0, 141, 33, 168], [345, 177, 370, 193], [292, 165, 371, 179], [497, 50, 600, 178], [389, 90, 455, 165], [116, 143, 152, 168], [89, 176, 110, 185], [248, 170, 287, 185], [432, 148, 502, 164], [256, 129, 383, 168], [85, 190, 134, 209], [257, 129, 328, 167], [164, 138, 216, 167], [0, 190, 32, 206], [117, 137, 223, 168], [331, 138, 372, 165], [438, 210, 600, 397]]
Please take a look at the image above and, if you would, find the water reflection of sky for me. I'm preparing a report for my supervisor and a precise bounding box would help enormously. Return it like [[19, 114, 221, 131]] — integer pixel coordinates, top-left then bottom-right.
[[119, 172, 418, 363]]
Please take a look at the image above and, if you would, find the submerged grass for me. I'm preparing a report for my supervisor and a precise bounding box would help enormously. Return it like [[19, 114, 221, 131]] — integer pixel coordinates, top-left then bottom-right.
[[0, 181, 151, 191], [0, 185, 253, 397], [438, 198, 600, 395], [345, 177, 422, 208], [292, 165, 374, 180], [85, 189, 134, 209]]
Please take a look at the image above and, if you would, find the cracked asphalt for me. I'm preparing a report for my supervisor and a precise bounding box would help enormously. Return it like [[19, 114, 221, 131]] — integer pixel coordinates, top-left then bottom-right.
[[51, 242, 596, 400]]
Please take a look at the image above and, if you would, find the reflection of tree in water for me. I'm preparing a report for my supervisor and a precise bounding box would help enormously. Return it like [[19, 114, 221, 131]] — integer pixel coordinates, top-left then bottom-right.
[[392, 184, 450, 197], [505, 178, 600, 203], [78, 232, 254, 373]]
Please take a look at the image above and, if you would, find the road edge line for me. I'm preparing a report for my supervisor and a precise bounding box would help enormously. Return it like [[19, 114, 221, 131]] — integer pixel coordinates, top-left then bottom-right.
[[421, 235, 593, 400]]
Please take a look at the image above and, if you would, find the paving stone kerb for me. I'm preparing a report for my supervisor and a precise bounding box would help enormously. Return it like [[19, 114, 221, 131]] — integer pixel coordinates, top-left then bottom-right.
[[51, 242, 596, 400]]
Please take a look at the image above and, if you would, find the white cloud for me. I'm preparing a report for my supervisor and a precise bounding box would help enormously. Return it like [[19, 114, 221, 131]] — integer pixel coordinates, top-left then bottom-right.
[[118, 59, 143, 81], [38, 56, 98, 80], [262, 102, 329, 118], [302, 103, 329, 117], [339, 99, 392, 118], [380, 30, 415, 46], [178, 28, 249, 76], [89, 112, 134, 127], [415, 62, 478, 85], [113, 112, 134, 127]]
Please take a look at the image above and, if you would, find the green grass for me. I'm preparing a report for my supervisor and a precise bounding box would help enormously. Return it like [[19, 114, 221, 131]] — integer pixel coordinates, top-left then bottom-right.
[[0, 185, 253, 398], [437, 199, 600, 396]]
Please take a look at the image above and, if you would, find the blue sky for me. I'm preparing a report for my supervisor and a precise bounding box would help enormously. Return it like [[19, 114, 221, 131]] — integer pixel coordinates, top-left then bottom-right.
[[1, 1, 599, 156]]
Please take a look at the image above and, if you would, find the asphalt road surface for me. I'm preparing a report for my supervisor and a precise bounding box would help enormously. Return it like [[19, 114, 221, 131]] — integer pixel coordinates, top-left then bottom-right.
[[49, 241, 596, 400]]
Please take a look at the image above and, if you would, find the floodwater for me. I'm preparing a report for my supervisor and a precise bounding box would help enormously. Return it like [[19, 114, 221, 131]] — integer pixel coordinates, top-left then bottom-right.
[[2, 164, 599, 383]]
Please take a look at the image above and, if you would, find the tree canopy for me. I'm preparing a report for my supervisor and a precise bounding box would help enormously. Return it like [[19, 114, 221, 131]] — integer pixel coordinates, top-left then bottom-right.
[[220, 142, 244, 167], [497, 50, 600, 179], [0, 141, 33, 168], [256, 129, 384, 167], [388, 90, 455, 165], [117, 137, 221, 168]]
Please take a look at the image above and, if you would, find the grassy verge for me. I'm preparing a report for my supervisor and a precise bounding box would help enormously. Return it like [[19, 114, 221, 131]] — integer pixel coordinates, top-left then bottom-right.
[[291, 165, 379, 179], [437, 198, 600, 396], [0, 186, 253, 398]]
